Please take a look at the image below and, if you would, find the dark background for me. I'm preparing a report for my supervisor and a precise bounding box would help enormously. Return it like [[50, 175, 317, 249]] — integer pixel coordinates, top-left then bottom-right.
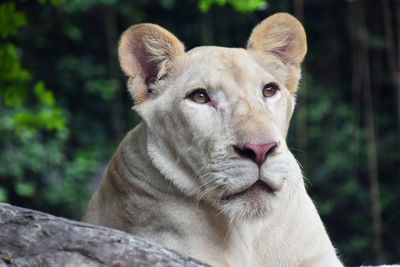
[[1, 0, 399, 265]]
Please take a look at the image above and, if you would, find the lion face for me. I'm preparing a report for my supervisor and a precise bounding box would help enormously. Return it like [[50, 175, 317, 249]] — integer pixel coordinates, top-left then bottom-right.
[[118, 13, 307, 221]]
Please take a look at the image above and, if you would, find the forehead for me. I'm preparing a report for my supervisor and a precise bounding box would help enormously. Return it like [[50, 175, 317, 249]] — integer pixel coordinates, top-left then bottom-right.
[[178, 46, 276, 90], [186, 46, 254, 66]]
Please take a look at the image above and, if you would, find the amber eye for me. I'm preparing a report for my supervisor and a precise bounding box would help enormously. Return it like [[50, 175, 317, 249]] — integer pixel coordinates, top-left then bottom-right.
[[262, 83, 279, 98], [187, 89, 210, 104]]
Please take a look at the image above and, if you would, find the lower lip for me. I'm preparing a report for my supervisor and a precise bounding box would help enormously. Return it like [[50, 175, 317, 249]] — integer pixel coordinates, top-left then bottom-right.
[[222, 180, 274, 201]]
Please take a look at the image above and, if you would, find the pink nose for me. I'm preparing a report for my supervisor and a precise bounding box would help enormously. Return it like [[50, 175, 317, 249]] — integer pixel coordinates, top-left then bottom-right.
[[237, 142, 277, 166]]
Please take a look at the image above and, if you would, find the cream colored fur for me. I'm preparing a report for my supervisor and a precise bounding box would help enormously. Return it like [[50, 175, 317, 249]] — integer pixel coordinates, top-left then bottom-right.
[[82, 13, 343, 267]]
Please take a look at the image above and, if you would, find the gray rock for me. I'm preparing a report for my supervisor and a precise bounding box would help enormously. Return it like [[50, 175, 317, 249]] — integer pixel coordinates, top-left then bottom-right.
[[0, 203, 209, 267]]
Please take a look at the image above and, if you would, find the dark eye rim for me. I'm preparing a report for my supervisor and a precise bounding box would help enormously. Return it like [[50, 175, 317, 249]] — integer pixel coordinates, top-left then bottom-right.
[[185, 88, 211, 104], [262, 82, 280, 97]]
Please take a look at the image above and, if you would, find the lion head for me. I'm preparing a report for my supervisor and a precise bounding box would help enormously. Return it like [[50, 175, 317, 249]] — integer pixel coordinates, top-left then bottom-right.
[[118, 13, 307, 221]]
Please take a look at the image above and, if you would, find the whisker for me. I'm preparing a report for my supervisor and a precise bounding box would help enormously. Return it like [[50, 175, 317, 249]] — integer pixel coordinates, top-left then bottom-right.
[[214, 187, 228, 206], [288, 147, 304, 153], [194, 183, 220, 205], [303, 175, 312, 188]]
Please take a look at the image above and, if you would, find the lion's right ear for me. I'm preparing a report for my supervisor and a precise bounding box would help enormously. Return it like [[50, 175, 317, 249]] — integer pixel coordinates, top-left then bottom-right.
[[118, 24, 185, 104]]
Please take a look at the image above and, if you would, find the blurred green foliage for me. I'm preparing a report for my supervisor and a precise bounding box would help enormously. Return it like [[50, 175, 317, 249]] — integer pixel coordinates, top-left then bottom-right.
[[0, 2, 26, 38], [0, 0, 94, 218], [0, 0, 399, 265], [198, 0, 266, 12]]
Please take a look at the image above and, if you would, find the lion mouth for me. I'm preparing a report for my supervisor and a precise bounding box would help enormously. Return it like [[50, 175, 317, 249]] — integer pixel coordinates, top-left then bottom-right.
[[221, 180, 276, 201]]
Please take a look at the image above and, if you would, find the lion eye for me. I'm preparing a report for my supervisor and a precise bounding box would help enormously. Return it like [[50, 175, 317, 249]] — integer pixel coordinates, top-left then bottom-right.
[[187, 89, 210, 104], [262, 83, 279, 98]]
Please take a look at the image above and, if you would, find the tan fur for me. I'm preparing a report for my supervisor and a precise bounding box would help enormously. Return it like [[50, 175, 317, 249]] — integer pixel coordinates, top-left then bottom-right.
[[247, 13, 307, 93], [83, 13, 343, 267]]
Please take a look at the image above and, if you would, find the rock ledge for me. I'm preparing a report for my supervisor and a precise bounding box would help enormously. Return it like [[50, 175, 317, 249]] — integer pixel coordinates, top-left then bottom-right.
[[0, 203, 209, 267]]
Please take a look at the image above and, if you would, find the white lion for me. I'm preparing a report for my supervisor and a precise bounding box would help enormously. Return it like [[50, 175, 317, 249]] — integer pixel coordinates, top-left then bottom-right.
[[83, 13, 344, 267]]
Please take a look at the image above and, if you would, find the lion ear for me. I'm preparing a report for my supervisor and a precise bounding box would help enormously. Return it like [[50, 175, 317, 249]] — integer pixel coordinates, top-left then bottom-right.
[[247, 13, 307, 93], [118, 24, 185, 103]]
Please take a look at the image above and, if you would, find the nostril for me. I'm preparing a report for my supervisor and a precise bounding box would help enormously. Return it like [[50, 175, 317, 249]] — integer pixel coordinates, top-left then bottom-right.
[[234, 142, 278, 166], [264, 142, 277, 158], [234, 146, 257, 162]]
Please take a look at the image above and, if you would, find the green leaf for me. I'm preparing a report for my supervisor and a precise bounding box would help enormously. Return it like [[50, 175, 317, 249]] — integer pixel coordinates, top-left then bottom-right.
[[84, 78, 118, 100], [0, 187, 8, 202], [2, 86, 27, 107], [198, 0, 266, 13], [64, 25, 82, 41], [229, 0, 266, 12], [63, 0, 116, 12], [0, 2, 26, 39], [15, 182, 35, 197], [198, 0, 226, 12], [0, 44, 31, 83], [37, 0, 66, 5], [37, 108, 65, 130], [160, 0, 175, 9], [11, 108, 65, 133], [34, 81, 55, 106]]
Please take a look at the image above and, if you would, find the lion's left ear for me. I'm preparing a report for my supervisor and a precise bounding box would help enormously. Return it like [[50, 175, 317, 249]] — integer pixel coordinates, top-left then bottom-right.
[[247, 13, 307, 93]]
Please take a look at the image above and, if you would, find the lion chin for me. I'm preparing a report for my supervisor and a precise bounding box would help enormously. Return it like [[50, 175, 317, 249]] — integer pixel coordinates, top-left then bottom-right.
[[82, 13, 344, 267], [219, 180, 279, 220]]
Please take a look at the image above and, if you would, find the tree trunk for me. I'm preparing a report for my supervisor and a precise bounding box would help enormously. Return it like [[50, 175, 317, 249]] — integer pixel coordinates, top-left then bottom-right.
[[0, 203, 209, 267], [104, 6, 124, 139], [356, 1, 385, 263], [381, 0, 400, 148], [348, 2, 362, 186]]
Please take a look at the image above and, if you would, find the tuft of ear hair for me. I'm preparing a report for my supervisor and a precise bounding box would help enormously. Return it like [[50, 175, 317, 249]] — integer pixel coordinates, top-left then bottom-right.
[[118, 24, 185, 104], [247, 13, 307, 93]]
